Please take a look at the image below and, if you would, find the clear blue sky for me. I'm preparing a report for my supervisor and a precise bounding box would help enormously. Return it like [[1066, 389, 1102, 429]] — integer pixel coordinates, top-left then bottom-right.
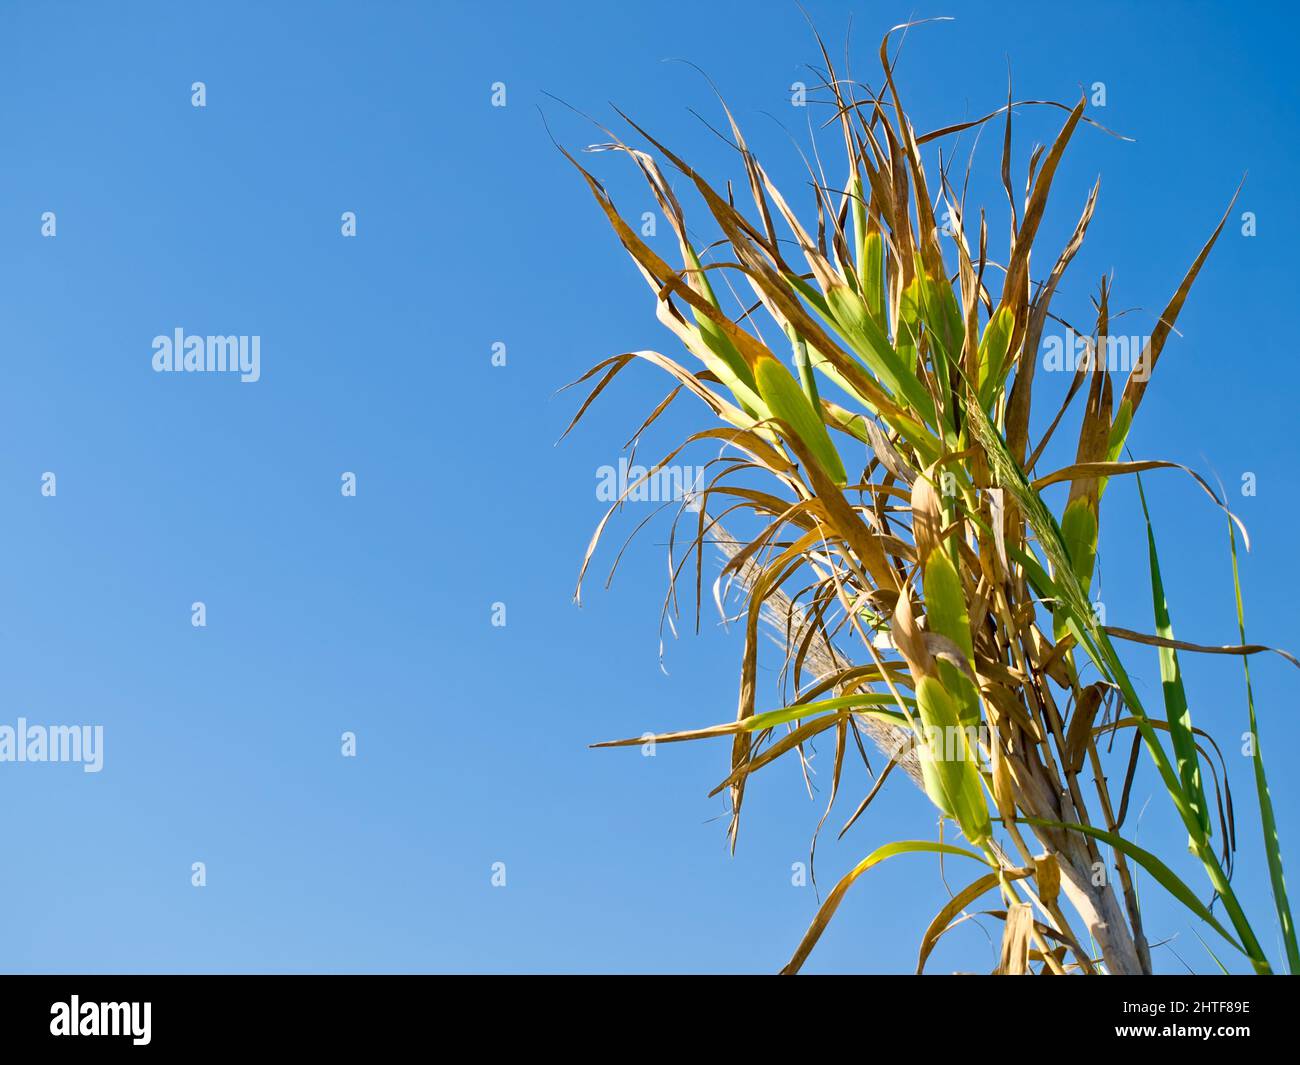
[[1, 0, 1296, 974]]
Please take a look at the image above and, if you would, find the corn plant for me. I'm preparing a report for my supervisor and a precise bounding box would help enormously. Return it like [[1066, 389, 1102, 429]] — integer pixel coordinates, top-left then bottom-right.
[[560, 20, 1296, 975]]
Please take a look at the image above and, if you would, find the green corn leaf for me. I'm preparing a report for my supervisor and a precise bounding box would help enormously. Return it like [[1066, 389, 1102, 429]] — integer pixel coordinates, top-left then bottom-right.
[[860, 219, 886, 326], [976, 307, 1014, 409], [745, 693, 913, 733], [1105, 396, 1135, 466], [791, 273, 938, 424], [1060, 496, 1099, 585], [788, 329, 820, 409], [1055, 497, 1099, 641], [679, 243, 765, 417], [923, 551, 982, 730], [914, 675, 991, 845], [754, 354, 848, 486], [897, 274, 922, 364], [924, 551, 975, 662], [915, 267, 966, 394], [848, 174, 867, 292], [1136, 473, 1210, 843], [1226, 511, 1299, 973]]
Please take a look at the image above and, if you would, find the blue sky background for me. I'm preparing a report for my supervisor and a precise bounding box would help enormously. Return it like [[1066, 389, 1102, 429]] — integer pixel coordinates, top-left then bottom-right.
[[1, 0, 1296, 974]]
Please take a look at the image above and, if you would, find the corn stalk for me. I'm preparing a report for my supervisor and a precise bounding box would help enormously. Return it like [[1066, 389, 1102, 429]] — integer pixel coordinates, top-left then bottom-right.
[[562, 20, 1296, 975]]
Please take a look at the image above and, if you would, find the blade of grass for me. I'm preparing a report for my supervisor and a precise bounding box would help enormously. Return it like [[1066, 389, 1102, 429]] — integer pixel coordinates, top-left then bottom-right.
[[1136, 472, 1211, 842], [1227, 512, 1299, 972]]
